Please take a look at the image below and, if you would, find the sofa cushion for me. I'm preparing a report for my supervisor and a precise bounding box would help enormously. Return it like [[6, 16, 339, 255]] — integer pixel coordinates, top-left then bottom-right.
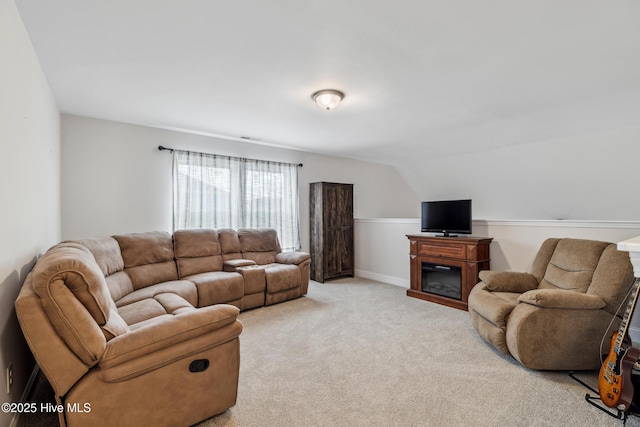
[[103, 298, 131, 340], [114, 231, 178, 289], [174, 229, 224, 277], [238, 228, 281, 265], [539, 239, 609, 292], [115, 280, 198, 308], [72, 237, 134, 301], [73, 237, 124, 276], [118, 293, 194, 328], [104, 271, 136, 303], [263, 263, 301, 293], [218, 228, 242, 260], [185, 271, 244, 307]]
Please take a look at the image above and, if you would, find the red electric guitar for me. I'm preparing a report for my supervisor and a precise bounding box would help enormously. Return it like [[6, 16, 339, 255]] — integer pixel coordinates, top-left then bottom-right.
[[598, 277, 640, 411]]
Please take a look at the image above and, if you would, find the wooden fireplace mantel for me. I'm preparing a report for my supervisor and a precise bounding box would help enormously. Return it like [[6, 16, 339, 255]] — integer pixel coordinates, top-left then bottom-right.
[[407, 234, 492, 310]]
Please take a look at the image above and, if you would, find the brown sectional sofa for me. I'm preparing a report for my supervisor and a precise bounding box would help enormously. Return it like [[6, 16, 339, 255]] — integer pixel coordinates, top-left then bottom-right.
[[15, 228, 310, 427]]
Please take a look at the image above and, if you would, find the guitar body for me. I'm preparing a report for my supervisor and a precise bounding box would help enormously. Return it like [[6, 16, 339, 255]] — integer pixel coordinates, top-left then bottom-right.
[[599, 331, 640, 410]]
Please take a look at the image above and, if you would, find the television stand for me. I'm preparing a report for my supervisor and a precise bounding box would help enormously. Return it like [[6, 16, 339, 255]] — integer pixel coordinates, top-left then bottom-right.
[[406, 235, 492, 310]]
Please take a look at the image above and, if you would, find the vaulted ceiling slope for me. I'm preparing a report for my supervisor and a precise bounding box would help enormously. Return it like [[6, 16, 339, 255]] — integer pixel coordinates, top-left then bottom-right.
[[16, 0, 640, 166]]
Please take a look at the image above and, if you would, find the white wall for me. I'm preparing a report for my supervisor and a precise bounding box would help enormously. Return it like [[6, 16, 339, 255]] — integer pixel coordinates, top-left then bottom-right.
[[355, 219, 640, 288], [61, 114, 420, 249], [398, 125, 640, 221], [0, 0, 60, 425]]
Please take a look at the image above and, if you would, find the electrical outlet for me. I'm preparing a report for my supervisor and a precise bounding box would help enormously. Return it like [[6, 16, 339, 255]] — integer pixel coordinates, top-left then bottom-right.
[[6, 362, 12, 394]]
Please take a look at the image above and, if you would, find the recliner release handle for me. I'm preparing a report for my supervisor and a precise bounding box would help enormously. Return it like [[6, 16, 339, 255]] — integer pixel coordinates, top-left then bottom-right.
[[189, 359, 210, 372]]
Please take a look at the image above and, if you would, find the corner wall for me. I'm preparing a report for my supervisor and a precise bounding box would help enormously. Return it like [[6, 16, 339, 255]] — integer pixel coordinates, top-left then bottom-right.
[[0, 0, 60, 425]]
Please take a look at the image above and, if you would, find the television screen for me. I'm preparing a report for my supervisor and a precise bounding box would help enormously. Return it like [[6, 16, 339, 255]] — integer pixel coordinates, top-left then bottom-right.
[[421, 199, 472, 236]]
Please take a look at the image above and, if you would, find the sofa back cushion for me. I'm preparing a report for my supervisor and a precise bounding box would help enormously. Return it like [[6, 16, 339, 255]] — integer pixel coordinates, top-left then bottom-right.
[[113, 231, 178, 290], [238, 228, 281, 265], [31, 242, 130, 365], [72, 237, 134, 302], [538, 238, 610, 293], [174, 229, 223, 277], [219, 228, 243, 261]]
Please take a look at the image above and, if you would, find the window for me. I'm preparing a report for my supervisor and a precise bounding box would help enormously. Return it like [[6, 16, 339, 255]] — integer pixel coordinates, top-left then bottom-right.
[[173, 150, 301, 251]]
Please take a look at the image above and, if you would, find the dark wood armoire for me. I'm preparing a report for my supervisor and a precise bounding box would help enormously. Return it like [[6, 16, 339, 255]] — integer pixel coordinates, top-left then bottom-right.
[[309, 182, 354, 282]]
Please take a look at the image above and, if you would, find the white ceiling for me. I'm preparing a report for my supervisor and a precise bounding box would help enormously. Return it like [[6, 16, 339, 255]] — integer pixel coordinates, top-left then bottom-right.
[[15, 0, 640, 166]]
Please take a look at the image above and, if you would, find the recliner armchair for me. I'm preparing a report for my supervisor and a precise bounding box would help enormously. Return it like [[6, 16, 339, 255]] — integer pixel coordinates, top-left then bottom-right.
[[468, 238, 634, 370]]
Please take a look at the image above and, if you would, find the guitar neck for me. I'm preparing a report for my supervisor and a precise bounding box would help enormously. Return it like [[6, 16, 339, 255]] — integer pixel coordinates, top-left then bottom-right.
[[614, 277, 640, 351]]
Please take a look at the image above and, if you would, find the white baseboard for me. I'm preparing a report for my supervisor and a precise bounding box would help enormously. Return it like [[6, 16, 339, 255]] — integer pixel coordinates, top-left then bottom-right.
[[355, 269, 409, 288]]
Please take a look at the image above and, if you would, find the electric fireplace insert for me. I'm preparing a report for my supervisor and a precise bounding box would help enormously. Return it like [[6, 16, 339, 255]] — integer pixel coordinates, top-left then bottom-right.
[[421, 262, 462, 300]]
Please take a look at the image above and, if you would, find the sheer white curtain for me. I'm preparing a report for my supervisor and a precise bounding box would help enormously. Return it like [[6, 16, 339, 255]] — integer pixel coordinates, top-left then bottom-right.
[[173, 150, 301, 251]]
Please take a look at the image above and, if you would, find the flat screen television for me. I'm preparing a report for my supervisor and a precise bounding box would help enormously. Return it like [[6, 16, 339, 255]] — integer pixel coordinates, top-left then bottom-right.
[[421, 199, 472, 237]]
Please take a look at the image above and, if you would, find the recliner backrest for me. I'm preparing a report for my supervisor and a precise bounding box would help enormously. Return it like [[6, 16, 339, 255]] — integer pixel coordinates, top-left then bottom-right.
[[72, 236, 134, 302], [173, 229, 224, 277], [538, 238, 610, 292], [531, 238, 634, 315], [218, 228, 243, 261], [238, 228, 281, 265], [113, 231, 178, 289]]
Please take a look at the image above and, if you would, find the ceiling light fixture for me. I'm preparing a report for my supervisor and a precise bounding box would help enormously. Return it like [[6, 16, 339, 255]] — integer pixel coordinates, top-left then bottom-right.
[[312, 89, 344, 110]]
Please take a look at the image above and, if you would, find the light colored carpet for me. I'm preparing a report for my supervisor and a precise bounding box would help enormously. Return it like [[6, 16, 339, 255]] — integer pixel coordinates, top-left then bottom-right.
[[198, 277, 639, 427], [20, 277, 640, 426]]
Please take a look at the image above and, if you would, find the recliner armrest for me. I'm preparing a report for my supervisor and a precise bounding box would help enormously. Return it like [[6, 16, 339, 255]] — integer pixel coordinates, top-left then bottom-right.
[[479, 270, 539, 293], [100, 304, 241, 370], [518, 289, 606, 310], [275, 251, 310, 265]]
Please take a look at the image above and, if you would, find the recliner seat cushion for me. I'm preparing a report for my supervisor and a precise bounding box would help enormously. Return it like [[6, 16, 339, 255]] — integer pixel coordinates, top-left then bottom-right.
[[263, 263, 301, 293], [115, 280, 198, 308], [118, 293, 195, 328], [185, 271, 244, 307]]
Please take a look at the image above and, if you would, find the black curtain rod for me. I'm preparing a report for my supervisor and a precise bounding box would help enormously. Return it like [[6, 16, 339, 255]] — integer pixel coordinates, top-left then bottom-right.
[[157, 145, 303, 167]]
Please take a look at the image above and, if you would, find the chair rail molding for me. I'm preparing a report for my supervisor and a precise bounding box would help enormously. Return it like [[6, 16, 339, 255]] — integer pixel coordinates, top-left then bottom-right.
[[353, 218, 640, 291]]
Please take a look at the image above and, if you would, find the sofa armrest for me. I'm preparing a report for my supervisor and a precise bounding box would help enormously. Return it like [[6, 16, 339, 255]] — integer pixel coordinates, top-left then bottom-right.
[[479, 270, 539, 293], [518, 289, 606, 310], [100, 304, 241, 370], [275, 251, 310, 265], [223, 258, 256, 272]]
